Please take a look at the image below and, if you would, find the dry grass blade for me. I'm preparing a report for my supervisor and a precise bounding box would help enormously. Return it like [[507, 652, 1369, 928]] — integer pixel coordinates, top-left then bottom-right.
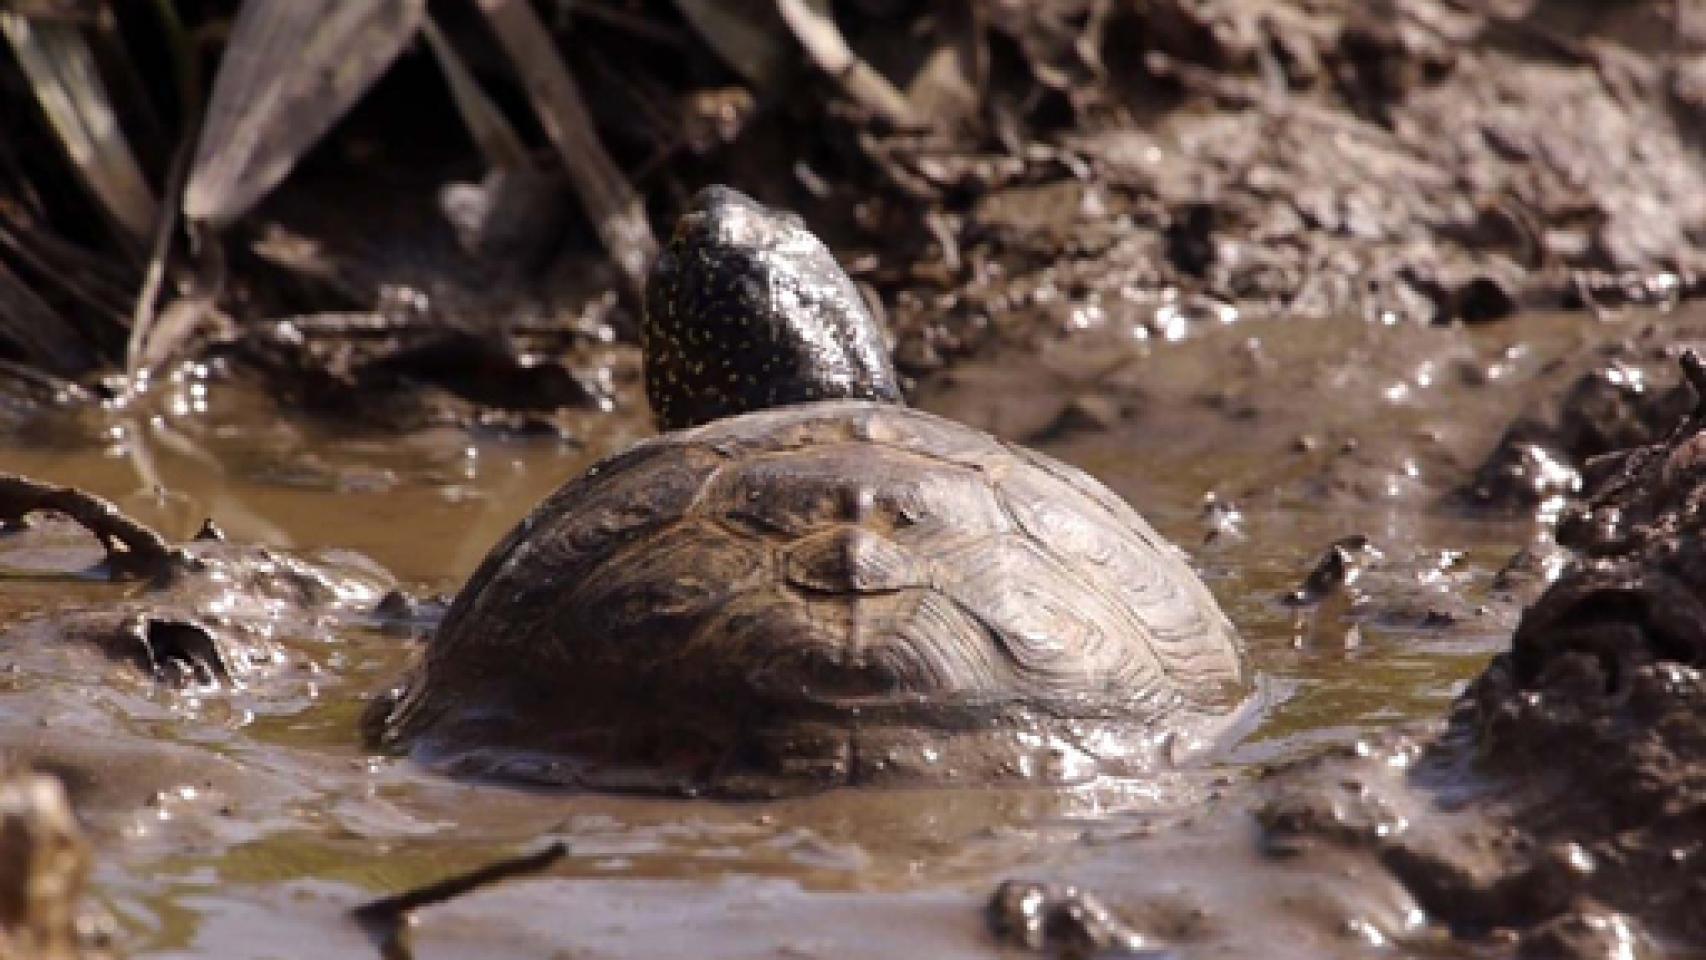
[[127, 117, 200, 377], [421, 13, 529, 170], [672, 0, 790, 91], [774, 0, 919, 128], [183, 0, 426, 229], [130, 291, 231, 377], [0, 258, 98, 377], [0, 211, 135, 324], [125, 0, 207, 377], [0, 11, 158, 244], [477, 0, 657, 298]]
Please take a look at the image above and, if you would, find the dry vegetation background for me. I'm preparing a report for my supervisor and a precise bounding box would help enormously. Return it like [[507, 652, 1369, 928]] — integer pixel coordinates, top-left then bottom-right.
[[0, 0, 1701, 426]]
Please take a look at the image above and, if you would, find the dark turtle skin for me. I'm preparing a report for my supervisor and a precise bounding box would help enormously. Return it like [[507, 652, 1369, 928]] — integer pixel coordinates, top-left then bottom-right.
[[372, 188, 1251, 796], [643, 186, 902, 430]]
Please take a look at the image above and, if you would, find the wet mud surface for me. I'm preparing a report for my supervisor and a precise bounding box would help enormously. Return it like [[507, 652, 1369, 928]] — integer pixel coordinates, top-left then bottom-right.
[[5, 302, 1706, 957], [867, 0, 1706, 374], [1245, 372, 1706, 959], [3, 0, 1706, 954]]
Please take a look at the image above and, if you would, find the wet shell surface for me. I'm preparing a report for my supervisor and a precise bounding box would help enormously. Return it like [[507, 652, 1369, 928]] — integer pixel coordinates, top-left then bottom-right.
[[379, 401, 1252, 795]]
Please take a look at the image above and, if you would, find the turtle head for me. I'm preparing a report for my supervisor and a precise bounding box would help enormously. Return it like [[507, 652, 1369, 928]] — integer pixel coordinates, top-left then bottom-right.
[[642, 186, 902, 430]]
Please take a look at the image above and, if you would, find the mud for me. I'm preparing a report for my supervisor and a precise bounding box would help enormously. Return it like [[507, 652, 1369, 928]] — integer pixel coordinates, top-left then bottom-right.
[[987, 879, 1159, 957], [1192, 357, 1706, 958], [2, 302, 1702, 957], [1464, 343, 1700, 512], [794, 0, 1706, 374], [0, 769, 109, 960], [1469, 361, 1706, 951], [2, 0, 1706, 954]]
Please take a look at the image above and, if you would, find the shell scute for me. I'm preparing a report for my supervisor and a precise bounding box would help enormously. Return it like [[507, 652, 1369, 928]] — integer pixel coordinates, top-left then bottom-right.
[[702, 440, 1009, 556], [993, 451, 1244, 695], [563, 519, 768, 664], [387, 401, 1252, 794], [782, 527, 928, 594]]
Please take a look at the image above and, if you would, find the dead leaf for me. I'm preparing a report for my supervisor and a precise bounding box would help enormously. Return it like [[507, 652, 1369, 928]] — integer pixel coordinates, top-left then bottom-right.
[[184, 0, 426, 228]]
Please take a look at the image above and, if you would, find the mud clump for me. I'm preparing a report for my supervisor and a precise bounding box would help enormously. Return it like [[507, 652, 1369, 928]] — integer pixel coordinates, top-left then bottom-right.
[[0, 770, 109, 960], [1462, 360, 1706, 945], [874, 0, 1706, 372], [988, 880, 1162, 959], [0, 471, 402, 692], [1458, 305, 1706, 514], [1260, 357, 1706, 955], [1464, 360, 1695, 511], [1256, 722, 1686, 956]]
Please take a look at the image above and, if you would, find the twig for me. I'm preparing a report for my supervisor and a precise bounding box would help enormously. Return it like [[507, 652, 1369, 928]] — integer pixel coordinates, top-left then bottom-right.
[[775, 0, 920, 129], [563, 1, 689, 48], [127, 111, 199, 377], [0, 359, 90, 406], [0, 472, 183, 578], [351, 842, 568, 960], [0, 257, 98, 376], [0, 212, 136, 323], [1480, 12, 1594, 65], [422, 14, 530, 170], [1679, 349, 1706, 425], [478, 0, 657, 301]]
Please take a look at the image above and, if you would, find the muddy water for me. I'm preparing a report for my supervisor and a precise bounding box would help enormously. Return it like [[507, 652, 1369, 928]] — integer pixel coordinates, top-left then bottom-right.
[[1, 307, 1696, 958]]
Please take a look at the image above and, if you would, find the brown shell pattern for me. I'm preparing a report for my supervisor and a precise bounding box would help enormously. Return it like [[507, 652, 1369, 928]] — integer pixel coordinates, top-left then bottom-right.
[[404, 401, 1244, 718]]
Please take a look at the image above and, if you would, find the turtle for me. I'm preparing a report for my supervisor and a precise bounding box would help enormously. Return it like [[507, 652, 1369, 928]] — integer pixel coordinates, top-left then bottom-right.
[[370, 186, 1252, 796]]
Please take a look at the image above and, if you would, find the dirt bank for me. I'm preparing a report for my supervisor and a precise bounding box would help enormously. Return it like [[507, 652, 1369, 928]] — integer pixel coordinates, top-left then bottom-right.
[[2, 0, 1703, 428]]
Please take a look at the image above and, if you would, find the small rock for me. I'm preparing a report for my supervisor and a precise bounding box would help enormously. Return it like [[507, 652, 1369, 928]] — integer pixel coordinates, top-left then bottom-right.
[[1283, 535, 1377, 607], [988, 879, 1170, 958], [1518, 905, 1655, 960]]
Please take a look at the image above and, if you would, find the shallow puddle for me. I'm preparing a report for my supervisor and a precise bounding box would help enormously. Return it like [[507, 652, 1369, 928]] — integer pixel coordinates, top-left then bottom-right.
[[3, 306, 1698, 957]]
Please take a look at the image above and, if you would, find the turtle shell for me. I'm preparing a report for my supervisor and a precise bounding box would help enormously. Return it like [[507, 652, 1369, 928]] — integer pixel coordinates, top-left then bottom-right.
[[378, 401, 1251, 795]]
